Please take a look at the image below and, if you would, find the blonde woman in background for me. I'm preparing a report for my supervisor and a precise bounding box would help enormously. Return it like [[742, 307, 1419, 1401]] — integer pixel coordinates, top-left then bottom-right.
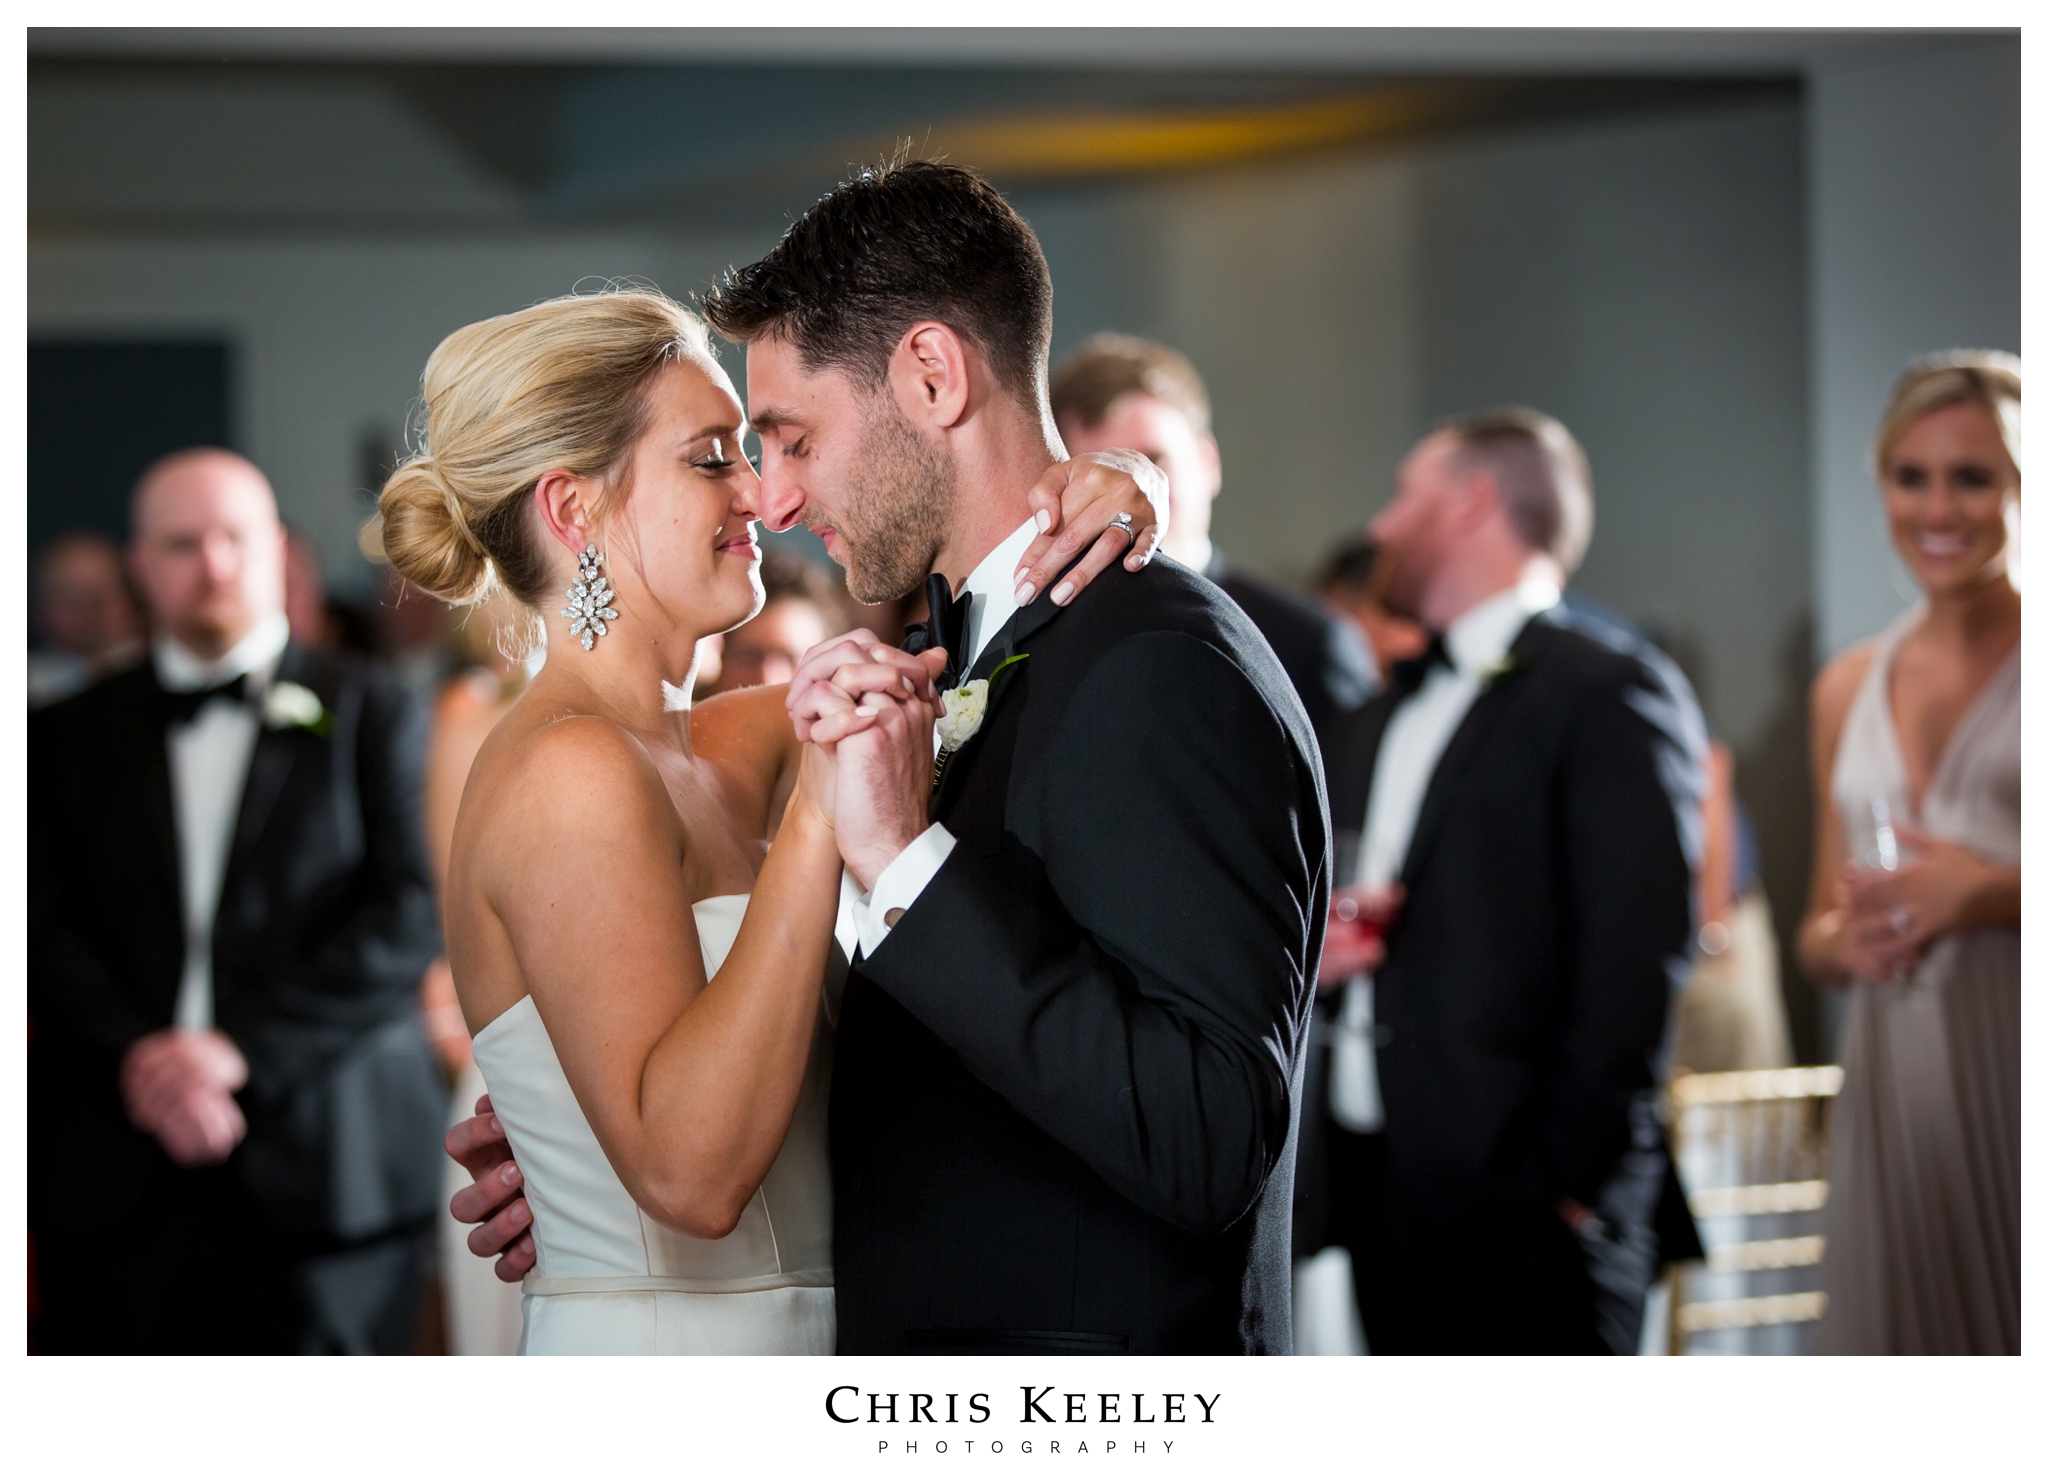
[[1799, 352, 2020, 1354]]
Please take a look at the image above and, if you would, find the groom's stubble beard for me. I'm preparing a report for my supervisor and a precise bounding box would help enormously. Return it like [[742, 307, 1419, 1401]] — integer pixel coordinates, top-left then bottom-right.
[[827, 393, 959, 605]]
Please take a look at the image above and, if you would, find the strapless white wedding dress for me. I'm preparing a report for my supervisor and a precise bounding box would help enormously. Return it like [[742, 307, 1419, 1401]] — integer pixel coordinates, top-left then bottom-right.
[[471, 895, 837, 1354]]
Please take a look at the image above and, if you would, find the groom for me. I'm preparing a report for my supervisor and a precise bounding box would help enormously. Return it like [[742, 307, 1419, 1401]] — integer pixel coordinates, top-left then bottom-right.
[[453, 161, 1327, 1354]]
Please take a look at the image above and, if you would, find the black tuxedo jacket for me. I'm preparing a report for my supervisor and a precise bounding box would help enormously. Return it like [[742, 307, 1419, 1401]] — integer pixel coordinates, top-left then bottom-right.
[[832, 556, 1329, 1354], [1319, 606, 1703, 1347], [1209, 554, 1376, 760], [29, 645, 446, 1244]]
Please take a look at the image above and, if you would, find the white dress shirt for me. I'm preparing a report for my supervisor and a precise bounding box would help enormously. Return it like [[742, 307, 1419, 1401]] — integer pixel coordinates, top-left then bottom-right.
[[1329, 572, 1560, 1132], [157, 611, 292, 1030], [835, 517, 1040, 961]]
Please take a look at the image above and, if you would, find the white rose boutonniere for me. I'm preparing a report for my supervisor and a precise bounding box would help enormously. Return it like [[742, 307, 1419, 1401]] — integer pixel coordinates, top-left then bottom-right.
[[261, 680, 331, 736], [934, 653, 1028, 754], [934, 679, 989, 753]]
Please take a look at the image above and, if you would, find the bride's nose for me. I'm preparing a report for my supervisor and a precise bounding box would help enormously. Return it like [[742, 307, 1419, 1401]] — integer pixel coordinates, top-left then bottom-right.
[[729, 457, 764, 521]]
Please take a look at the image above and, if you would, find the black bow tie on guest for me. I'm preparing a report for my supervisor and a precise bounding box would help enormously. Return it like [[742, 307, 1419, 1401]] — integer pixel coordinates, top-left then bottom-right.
[[1387, 633, 1453, 698], [157, 674, 255, 727], [901, 571, 974, 691]]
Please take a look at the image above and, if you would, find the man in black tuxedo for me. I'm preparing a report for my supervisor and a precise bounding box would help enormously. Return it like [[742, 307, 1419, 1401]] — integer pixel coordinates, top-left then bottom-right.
[[447, 162, 1326, 1354], [1050, 333, 1378, 755], [1312, 410, 1704, 1354], [29, 449, 446, 1353]]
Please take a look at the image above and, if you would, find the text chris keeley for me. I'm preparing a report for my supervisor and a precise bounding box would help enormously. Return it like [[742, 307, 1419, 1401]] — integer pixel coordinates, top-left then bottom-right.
[[826, 1388, 1220, 1426]]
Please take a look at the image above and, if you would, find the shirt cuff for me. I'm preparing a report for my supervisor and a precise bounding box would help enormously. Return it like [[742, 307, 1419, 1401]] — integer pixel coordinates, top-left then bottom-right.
[[849, 823, 958, 959]]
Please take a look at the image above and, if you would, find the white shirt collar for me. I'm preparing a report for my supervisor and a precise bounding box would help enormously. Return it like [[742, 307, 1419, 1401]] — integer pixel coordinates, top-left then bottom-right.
[[154, 611, 291, 692], [955, 517, 1040, 674], [1442, 571, 1561, 677]]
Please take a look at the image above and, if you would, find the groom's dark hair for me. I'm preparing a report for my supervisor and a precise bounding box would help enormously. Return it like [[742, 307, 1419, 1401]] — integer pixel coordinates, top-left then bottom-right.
[[700, 158, 1054, 401]]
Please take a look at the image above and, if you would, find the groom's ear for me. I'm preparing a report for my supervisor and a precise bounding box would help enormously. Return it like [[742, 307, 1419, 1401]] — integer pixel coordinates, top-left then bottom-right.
[[891, 321, 973, 431]]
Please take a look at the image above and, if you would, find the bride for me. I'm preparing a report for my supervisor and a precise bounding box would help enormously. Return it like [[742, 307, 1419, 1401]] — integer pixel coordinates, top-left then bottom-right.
[[378, 288, 1156, 1354]]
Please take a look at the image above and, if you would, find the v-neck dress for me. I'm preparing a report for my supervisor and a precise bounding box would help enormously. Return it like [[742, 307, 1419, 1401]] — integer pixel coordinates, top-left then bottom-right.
[[1815, 608, 2019, 1354]]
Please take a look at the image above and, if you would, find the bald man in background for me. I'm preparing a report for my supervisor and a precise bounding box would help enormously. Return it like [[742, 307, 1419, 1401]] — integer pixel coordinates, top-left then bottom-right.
[[29, 449, 445, 1353]]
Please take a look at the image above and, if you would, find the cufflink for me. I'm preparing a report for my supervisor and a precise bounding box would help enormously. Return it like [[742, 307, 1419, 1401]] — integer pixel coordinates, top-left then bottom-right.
[[883, 908, 906, 928]]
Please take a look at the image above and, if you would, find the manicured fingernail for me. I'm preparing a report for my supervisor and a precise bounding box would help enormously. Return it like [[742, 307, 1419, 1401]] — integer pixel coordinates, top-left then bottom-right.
[[489, 1116, 502, 1134], [1036, 509, 1053, 532], [1014, 581, 1035, 605], [871, 645, 889, 660], [855, 704, 879, 717], [1052, 581, 1074, 605], [901, 674, 913, 692], [501, 1163, 521, 1186], [510, 1201, 530, 1225]]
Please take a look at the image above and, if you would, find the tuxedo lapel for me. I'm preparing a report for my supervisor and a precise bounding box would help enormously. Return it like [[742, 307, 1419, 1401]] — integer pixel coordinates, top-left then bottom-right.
[[930, 589, 1067, 815], [222, 646, 320, 906], [124, 667, 184, 906], [1399, 618, 1554, 891]]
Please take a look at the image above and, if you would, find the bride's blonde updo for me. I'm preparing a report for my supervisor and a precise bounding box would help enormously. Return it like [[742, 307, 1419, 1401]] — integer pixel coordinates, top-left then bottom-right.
[[380, 287, 713, 609]]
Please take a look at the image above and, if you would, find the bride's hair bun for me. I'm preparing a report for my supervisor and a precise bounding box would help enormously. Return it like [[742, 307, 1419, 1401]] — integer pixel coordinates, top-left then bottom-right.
[[379, 455, 494, 605], [378, 285, 712, 612]]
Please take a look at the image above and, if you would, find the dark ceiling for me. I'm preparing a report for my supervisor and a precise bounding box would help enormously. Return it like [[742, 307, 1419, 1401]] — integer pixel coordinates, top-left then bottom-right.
[[30, 53, 1801, 237]]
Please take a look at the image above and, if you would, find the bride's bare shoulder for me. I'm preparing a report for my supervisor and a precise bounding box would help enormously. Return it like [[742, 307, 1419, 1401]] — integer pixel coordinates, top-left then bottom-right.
[[466, 707, 675, 847]]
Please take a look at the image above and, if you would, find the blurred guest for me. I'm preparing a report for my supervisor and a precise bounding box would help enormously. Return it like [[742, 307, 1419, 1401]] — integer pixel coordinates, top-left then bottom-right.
[[418, 591, 537, 1357], [1800, 353, 2020, 1356], [28, 448, 446, 1353], [375, 565, 459, 700], [1314, 535, 1429, 692], [28, 531, 145, 708], [283, 527, 335, 648], [285, 526, 383, 658], [1051, 333, 1374, 752], [1314, 409, 1704, 1354], [708, 546, 849, 694], [1668, 738, 1792, 1075]]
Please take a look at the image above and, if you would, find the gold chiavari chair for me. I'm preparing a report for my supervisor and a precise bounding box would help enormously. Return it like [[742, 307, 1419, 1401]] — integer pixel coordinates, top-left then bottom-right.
[[1666, 1066, 1842, 1354]]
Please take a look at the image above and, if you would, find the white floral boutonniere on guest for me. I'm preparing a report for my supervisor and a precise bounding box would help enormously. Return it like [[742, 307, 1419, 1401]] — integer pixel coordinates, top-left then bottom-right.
[[261, 680, 331, 736], [934, 654, 1028, 755], [1480, 653, 1523, 689]]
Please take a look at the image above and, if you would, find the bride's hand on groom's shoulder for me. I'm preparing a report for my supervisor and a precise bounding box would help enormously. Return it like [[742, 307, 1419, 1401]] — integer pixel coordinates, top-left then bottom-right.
[[1013, 450, 1166, 607], [445, 1094, 537, 1283]]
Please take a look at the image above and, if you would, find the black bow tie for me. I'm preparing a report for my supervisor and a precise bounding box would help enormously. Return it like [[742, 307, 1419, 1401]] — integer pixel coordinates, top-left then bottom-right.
[[1387, 633, 1452, 698], [902, 572, 973, 691], [157, 674, 254, 728]]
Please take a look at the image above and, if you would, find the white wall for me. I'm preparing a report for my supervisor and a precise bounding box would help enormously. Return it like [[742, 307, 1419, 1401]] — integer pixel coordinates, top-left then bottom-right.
[[1024, 150, 1422, 593], [1806, 37, 2021, 659]]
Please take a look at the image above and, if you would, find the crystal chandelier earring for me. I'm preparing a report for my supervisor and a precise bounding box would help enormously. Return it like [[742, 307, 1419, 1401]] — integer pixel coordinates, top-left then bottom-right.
[[562, 545, 618, 651]]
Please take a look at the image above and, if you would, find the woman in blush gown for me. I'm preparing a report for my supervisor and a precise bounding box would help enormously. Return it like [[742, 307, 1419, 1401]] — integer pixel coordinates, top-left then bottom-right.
[[378, 288, 1157, 1354], [1798, 352, 2020, 1355]]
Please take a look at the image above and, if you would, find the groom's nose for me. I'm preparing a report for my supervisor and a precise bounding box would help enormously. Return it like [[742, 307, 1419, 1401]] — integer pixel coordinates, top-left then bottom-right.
[[753, 460, 806, 534]]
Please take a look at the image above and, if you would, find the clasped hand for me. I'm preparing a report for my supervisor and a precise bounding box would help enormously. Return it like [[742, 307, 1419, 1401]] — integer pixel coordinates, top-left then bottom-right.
[[120, 1026, 249, 1167], [788, 636, 947, 891]]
